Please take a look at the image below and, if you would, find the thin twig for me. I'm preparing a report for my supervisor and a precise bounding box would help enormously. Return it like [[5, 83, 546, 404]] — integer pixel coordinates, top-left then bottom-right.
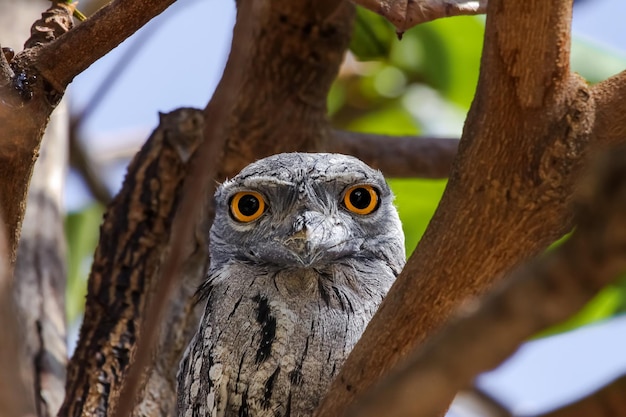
[[68, 123, 113, 205]]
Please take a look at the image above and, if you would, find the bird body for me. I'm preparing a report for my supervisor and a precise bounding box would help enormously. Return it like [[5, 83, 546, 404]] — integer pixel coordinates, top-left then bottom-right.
[[178, 153, 405, 417]]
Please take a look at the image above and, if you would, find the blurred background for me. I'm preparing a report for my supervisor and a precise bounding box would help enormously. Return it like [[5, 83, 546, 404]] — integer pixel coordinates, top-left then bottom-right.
[[30, 0, 626, 414]]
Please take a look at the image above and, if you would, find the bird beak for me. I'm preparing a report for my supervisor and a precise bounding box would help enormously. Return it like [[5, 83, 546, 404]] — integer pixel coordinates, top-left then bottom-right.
[[281, 211, 353, 267]]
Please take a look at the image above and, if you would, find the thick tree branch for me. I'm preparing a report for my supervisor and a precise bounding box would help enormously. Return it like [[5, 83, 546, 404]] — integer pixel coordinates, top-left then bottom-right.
[[31, 0, 177, 91], [347, 145, 626, 417], [59, 108, 205, 417], [0, 0, 179, 260], [328, 130, 458, 178], [316, 1, 597, 415], [0, 8, 71, 263], [216, 0, 355, 179], [0, 6, 67, 415], [591, 70, 626, 148]]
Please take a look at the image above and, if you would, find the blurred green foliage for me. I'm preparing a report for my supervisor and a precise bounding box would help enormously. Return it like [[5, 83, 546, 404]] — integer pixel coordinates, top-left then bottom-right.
[[388, 179, 446, 256], [65, 6, 626, 336], [65, 203, 103, 324]]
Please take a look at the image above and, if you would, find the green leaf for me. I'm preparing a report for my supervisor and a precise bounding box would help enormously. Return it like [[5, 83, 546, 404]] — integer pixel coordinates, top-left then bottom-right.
[[350, 6, 395, 61]]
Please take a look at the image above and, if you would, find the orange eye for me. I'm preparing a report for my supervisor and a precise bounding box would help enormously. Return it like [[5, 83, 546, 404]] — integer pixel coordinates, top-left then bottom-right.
[[343, 185, 379, 215], [229, 191, 266, 222]]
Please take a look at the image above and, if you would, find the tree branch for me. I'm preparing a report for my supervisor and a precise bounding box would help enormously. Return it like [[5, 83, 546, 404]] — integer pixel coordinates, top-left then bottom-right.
[[347, 144, 626, 417], [0, 0, 180, 261], [0, 6, 68, 414], [59, 108, 205, 417], [328, 130, 458, 178], [68, 125, 113, 205], [316, 1, 597, 415], [591, 70, 626, 148], [32, 0, 177, 91], [353, 0, 487, 33], [215, 0, 355, 180], [0, 2, 74, 263]]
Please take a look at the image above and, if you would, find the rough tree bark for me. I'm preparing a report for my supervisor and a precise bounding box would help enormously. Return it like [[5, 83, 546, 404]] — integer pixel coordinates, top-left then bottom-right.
[[58, 108, 205, 417]]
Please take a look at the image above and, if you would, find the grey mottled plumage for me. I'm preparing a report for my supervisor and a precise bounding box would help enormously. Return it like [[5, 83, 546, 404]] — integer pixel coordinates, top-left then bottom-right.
[[177, 153, 405, 417]]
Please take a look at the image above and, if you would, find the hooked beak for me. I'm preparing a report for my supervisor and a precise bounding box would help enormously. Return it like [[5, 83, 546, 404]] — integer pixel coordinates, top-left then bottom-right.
[[279, 211, 356, 267]]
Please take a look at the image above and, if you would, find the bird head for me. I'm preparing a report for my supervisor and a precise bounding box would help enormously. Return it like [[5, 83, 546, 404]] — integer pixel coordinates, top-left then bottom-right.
[[209, 153, 405, 276]]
